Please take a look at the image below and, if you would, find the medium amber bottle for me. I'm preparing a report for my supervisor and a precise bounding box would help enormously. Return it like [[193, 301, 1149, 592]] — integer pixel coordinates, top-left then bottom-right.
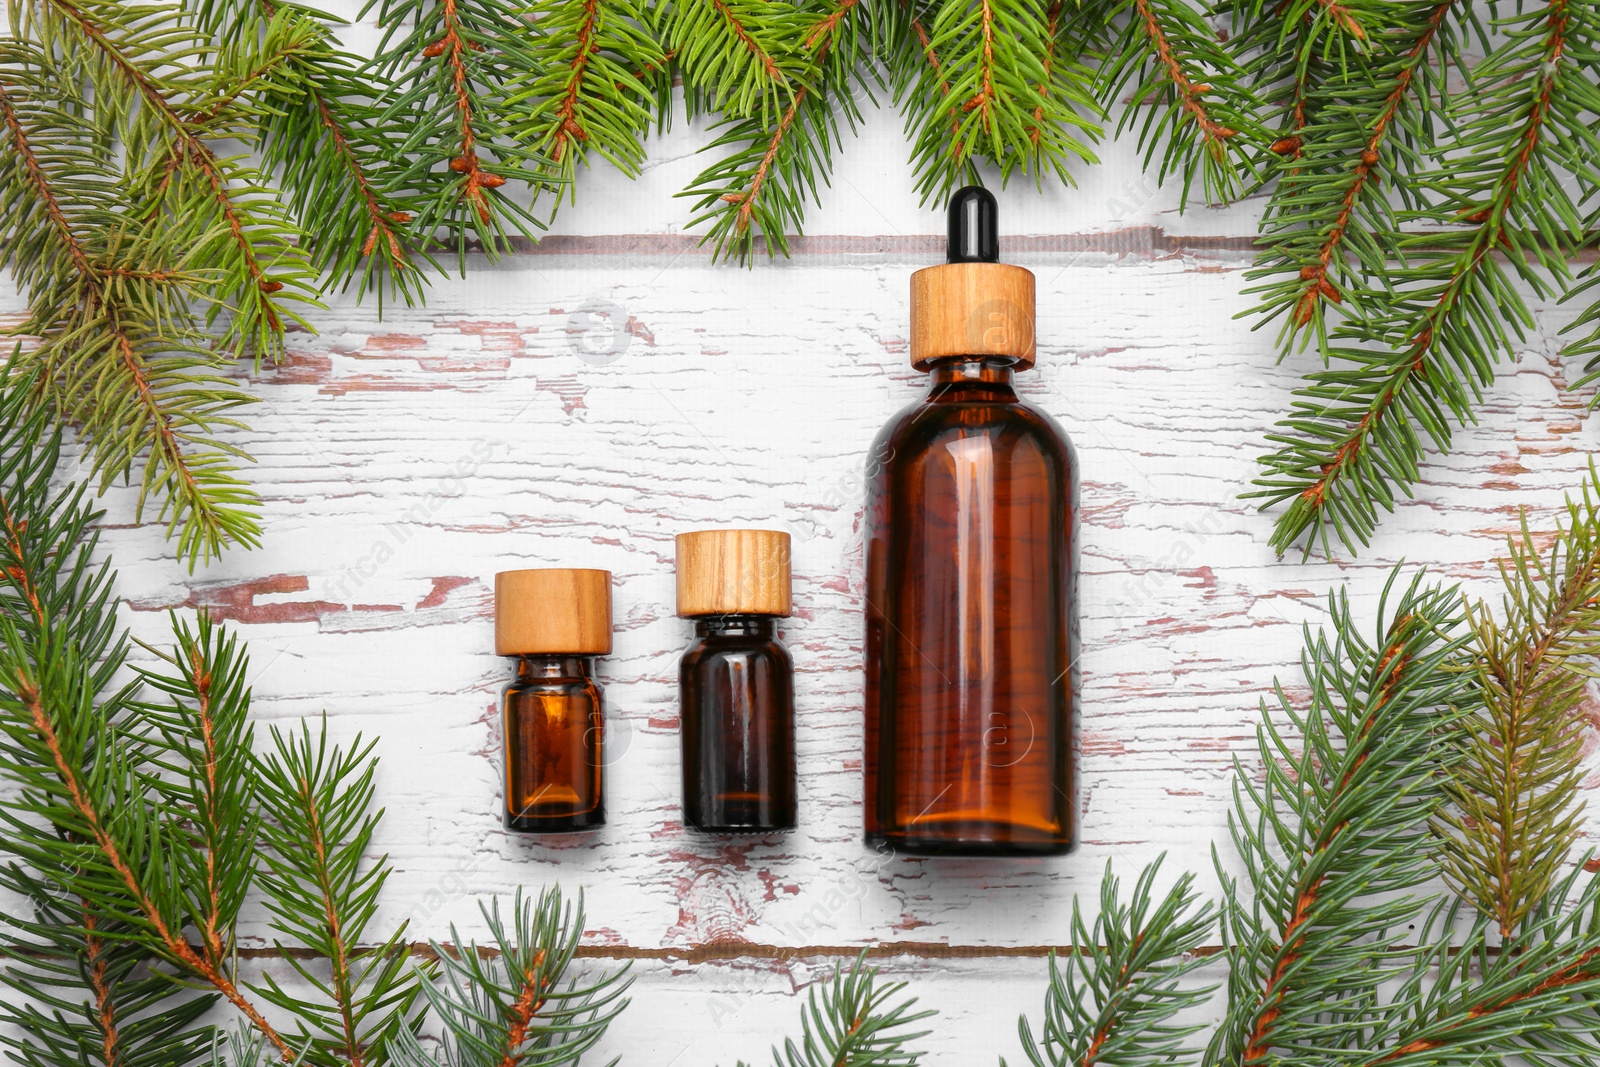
[[677, 529, 796, 833], [862, 186, 1080, 857], [495, 568, 611, 833]]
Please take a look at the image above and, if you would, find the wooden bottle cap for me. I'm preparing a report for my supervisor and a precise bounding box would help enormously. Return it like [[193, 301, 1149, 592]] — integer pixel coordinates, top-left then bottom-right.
[[676, 529, 792, 617], [909, 261, 1036, 370], [494, 568, 612, 655]]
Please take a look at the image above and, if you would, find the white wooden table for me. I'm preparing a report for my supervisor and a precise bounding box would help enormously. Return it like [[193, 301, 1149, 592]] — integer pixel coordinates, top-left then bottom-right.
[[5, 99, 1598, 1064]]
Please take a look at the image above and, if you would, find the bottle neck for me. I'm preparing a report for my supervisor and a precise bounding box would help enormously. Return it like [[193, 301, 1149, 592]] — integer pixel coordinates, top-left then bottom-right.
[[514, 654, 592, 681], [925, 356, 1019, 402], [692, 615, 778, 639]]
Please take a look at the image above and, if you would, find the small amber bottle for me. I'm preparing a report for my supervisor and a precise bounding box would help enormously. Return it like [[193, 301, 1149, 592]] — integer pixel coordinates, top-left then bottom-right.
[[495, 568, 611, 834], [676, 529, 797, 833], [863, 187, 1080, 857]]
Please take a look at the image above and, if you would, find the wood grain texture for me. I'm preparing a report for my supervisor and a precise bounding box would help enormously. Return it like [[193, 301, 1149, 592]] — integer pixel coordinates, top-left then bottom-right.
[[3, 94, 1600, 1063], [495, 567, 613, 654], [676, 528, 793, 617], [909, 261, 1037, 368]]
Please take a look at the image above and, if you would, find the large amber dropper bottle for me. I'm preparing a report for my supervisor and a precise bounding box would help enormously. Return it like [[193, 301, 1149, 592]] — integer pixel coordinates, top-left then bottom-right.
[[862, 186, 1080, 857]]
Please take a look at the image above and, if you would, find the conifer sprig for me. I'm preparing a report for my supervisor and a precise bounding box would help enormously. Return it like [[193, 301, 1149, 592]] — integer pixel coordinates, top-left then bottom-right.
[[133, 612, 264, 972], [366, 0, 555, 265], [1361, 875, 1600, 1065], [0, 0, 331, 564], [0, 870, 218, 1067], [194, 0, 433, 306], [391, 888, 632, 1067], [895, 0, 1101, 205], [680, 0, 886, 261], [736, 953, 934, 1067], [0, 361, 220, 1067], [0, 362, 298, 1062], [665, 0, 806, 124], [509, 0, 667, 196], [1240, 0, 1465, 349], [1246, 0, 1600, 557], [1014, 859, 1214, 1067], [1207, 571, 1472, 1067], [1436, 464, 1600, 937], [22, 0, 323, 357], [1097, 0, 1259, 206], [250, 723, 423, 1067]]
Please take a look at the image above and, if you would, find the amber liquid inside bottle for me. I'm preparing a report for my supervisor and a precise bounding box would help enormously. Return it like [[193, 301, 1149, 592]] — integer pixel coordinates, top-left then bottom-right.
[[863, 357, 1079, 856], [680, 616, 796, 832], [503, 654, 604, 833]]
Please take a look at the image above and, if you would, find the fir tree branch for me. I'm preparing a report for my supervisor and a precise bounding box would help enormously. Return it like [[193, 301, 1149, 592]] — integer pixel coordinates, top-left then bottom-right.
[[1436, 463, 1600, 936], [736, 952, 934, 1067], [665, 0, 803, 124], [250, 722, 422, 1067], [509, 0, 665, 200], [1206, 570, 1472, 1067], [1015, 858, 1214, 1067], [0, 363, 294, 1061], [1, 17, 266, 565], [1358, 874, 1600, 1065], [26, 0, 322, 358], [1245, 0, 1460, 345], [893, 0, 1100, 205], [391, 888, 632, 1067], [0, 363, 216, 1067], [133, 613, 262, 970], [680, 0, 890, 261], [1247, 0, 1600, 557], [1099, 0, 1258, 206], [0, 869, 217, 1067], [1222, 0, 1396, 143], [192, 0, 430, 305], [367, 0, 554, 265]]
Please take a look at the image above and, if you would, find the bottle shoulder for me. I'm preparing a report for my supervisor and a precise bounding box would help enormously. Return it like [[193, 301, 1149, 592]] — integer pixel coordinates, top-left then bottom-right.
[[504, 676, 600, 699], [681, 633, 793, 670], [872, 390, 1075, 462]]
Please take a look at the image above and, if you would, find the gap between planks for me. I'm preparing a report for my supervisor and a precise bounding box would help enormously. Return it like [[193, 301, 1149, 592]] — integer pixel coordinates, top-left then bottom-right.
[[217, 942, 1232, 963]]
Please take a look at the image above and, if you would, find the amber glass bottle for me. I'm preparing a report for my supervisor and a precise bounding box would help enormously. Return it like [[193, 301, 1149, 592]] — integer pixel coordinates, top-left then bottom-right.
[[677, 529, 797, 833], [494, 568, 611, 833], [863, 187, 1080, 857]]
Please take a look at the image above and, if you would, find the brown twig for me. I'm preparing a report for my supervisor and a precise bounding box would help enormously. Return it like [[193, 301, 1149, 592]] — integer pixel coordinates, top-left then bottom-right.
[[435, 0, 495, 224], [1026, 0, 1064, 146], [1132, 0, 1236, 146], [182, 640, 227, 965], [550, 0, 601, 164], [296, 768, 367, 1066], [902, 1, 960, 154], [708, 0, 784, 85], [497, 949, 548, 1067], [1314, 0, 1368, 39], [960, 0, 999, 124], [725, 87, 806, 235], [0, 81, 95, 280], [312, 92, 410, 266], [83, 910, 124, 1067], [720, 0, 858, 235]]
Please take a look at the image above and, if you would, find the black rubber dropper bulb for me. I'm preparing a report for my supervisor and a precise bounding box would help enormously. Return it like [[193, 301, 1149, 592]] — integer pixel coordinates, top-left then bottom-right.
[[946, 185, 999, 263]]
